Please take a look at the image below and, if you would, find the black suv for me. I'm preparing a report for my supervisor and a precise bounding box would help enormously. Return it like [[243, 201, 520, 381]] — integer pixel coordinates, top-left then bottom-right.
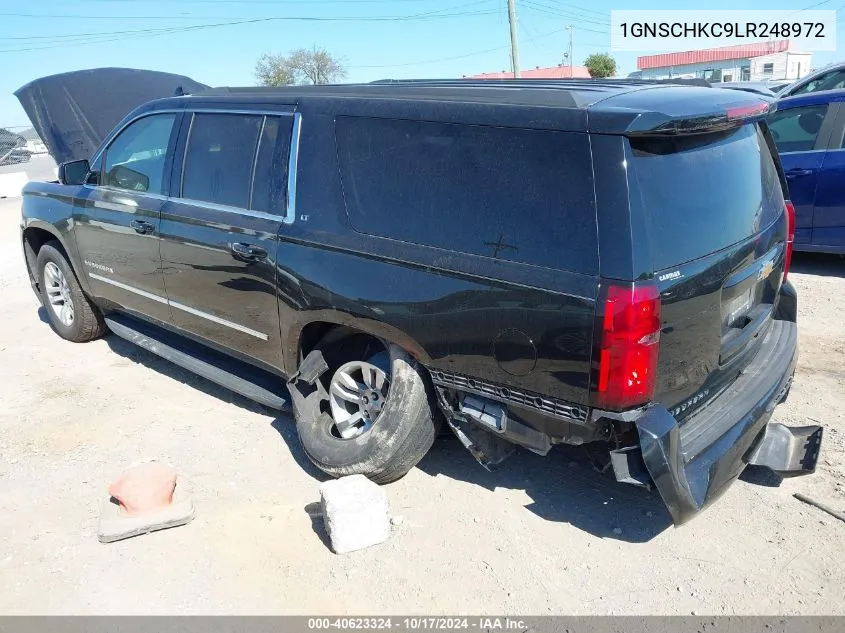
[[18, 70, 823, 524]]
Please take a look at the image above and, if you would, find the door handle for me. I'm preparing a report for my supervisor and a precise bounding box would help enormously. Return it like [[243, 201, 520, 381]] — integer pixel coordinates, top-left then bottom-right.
[[785, 168, 815, 180], [129, 220, 154, 235], [230, 242, 267, 261]]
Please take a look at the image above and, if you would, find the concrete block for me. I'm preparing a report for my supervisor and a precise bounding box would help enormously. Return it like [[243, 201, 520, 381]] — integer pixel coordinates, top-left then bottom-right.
[[0, 172, 28, 198], [319, 474, 390, 554]]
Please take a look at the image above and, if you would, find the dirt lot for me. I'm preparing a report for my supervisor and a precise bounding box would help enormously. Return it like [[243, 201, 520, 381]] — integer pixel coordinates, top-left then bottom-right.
[[1, 195, 844, 615]]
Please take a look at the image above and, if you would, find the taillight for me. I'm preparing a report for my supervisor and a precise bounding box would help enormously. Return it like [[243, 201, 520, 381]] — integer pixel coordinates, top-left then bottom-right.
[[592, 283, 662, 411], [784, 200, 796, 281]]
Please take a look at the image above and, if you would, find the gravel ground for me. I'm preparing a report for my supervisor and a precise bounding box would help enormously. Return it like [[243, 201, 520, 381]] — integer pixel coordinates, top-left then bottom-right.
[[1, 196, 844, 615]]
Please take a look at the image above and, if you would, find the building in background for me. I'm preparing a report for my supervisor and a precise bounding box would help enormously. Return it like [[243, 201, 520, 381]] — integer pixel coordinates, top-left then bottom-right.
[[636, 40, 812, 83], [467, 64, 592, 79]]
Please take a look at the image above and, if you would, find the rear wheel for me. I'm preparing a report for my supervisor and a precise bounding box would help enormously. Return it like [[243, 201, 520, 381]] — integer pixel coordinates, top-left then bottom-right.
[[36, 241, 105, 343], [294, 333, 438, 484]]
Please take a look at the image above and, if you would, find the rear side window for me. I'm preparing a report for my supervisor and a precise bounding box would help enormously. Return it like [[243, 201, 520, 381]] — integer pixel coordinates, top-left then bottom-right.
[[250, 116, 293, 214], [335, 116, 597, 273], [629, 123, 783, 271], [182, 113, 263, 208], [767, 104, 828, 153]]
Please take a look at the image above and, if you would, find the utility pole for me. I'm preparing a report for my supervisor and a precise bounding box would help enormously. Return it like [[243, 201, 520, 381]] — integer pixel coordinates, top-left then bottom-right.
[[567, 25, 573, 77], [507, 0, 521, 78]]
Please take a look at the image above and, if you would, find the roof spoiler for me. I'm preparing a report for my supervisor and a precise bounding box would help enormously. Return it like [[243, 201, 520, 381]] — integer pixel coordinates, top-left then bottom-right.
[[589, 86, 776, 136], [626, 100, 774, 136]]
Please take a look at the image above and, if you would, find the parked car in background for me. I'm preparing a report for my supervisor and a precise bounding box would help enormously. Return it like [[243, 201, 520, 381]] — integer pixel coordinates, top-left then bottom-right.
[[767, 89, 845, 254], [778, 61, 845, 99], [718, 81, 777, 97], [767, 80, 793, 94]]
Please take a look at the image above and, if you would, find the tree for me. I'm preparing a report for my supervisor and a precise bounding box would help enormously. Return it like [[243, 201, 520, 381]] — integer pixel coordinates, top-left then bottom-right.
[[255, 46, 347, 86], [584, 53, 617, 79]]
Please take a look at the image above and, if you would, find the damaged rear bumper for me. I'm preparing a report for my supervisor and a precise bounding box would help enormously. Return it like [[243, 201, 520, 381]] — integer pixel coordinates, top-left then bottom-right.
[[628, 318, 822, 524]]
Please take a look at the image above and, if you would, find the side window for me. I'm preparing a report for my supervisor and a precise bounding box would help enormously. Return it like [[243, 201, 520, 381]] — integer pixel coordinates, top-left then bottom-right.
[[767, 105, 829, 153], [182, 113, 263, 209], [792, 70, 845, 96], [335, 116, 597, 273], [102, 114, 176, 194], [250, 116, 293, 214]]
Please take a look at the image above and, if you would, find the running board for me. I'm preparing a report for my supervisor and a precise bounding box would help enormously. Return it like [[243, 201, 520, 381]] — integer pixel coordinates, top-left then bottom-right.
[[104, 315, 289, 411]]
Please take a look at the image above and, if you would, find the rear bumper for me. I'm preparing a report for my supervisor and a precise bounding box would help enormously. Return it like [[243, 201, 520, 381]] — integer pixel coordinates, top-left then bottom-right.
[[634, 318, 821, 524]]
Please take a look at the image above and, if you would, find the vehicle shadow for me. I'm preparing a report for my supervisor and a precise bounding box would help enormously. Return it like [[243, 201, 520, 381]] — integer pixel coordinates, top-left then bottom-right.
[[738, 464, 783, 487], [99, 328, 274, 417], [270, 417, 333, 482], [416, 434, 673, 543], [790, 252, 845, 278]]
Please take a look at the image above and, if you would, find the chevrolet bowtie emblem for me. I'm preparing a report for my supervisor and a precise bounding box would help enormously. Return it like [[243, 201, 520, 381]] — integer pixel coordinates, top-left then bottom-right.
[[758, 259, 775, 281]]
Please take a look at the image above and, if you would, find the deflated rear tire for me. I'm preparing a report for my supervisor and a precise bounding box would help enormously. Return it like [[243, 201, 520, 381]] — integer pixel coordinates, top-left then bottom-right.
[[36, 241, 105, 343], [294, 337, 438, 484]]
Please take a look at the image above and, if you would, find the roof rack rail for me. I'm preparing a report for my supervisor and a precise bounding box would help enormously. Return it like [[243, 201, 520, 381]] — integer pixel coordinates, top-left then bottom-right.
[[370, 77, 713, 88]]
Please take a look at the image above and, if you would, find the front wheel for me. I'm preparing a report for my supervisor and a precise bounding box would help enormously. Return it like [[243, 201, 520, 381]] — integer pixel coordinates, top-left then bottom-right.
[[36, 241, 105, 343], [294, 337, 438, 484]]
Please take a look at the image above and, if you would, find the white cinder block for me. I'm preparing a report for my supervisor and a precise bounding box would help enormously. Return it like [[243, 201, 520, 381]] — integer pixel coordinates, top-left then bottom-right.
[[319, 474, 390, 554], [0, 172, 28, 198]]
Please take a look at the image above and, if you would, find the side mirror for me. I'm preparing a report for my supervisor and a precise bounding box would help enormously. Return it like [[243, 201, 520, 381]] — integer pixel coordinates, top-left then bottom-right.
[[57, 159, 91, 186]]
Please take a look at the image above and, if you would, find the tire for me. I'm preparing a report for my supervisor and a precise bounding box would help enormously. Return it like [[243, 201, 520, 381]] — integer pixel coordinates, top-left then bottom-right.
[[294, 337, 438, 484], [36, 241, 105, 343]]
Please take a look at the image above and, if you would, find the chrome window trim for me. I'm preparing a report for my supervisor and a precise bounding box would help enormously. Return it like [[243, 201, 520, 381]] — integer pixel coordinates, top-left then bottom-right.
[[285, 112, 302, 225], [172, 197, 287, 223], [83, 184, 171, 202]]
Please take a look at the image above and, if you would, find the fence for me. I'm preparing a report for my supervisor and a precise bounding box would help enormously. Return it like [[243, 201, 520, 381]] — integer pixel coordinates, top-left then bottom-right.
[[0, 125, 56, 198], [1, 124, 48, 165]]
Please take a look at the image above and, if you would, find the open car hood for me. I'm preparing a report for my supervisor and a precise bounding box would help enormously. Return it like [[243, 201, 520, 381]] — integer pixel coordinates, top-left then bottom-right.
[[15, 68, 209, 164]]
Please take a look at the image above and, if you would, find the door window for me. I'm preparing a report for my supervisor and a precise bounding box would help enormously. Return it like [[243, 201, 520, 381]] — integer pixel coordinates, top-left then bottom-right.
[[102, 114, 176, 194], [767, 105, 829, 153], [250, 116, 294, 214], [182, 113, 263, 209]]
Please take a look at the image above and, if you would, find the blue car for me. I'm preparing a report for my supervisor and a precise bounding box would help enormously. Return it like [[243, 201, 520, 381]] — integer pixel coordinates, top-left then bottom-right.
[[768, 89, 845, 254]]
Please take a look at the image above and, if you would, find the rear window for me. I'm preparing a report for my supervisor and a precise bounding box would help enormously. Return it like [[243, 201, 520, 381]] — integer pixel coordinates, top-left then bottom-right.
[[335, 116, 597, 273], [629, 123, 783, 270]]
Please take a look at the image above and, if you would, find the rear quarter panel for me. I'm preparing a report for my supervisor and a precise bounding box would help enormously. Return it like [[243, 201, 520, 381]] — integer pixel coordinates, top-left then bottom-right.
[[278, 108, 598, 408]]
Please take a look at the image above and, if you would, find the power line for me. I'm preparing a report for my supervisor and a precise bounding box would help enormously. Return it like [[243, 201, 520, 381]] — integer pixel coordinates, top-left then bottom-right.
[[1, 12, 498, 44], [351, 25, 569, 69], [545, 1, 609, 19], [0, 2, 502, 49], [56, 0, 464, 3], [0, 0, 497, 21], [525, 0, 610, 35], [523, 1, 610, 27]]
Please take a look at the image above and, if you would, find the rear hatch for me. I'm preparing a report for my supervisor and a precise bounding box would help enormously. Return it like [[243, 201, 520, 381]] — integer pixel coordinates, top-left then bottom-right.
[[626, 119, 787, 421]]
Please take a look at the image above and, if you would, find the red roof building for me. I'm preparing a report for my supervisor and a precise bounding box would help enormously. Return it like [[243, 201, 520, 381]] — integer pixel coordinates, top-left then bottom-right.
[[635, 40, 812, 83], [467, 64, 592, 80], [638, 40, 793, 70]]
